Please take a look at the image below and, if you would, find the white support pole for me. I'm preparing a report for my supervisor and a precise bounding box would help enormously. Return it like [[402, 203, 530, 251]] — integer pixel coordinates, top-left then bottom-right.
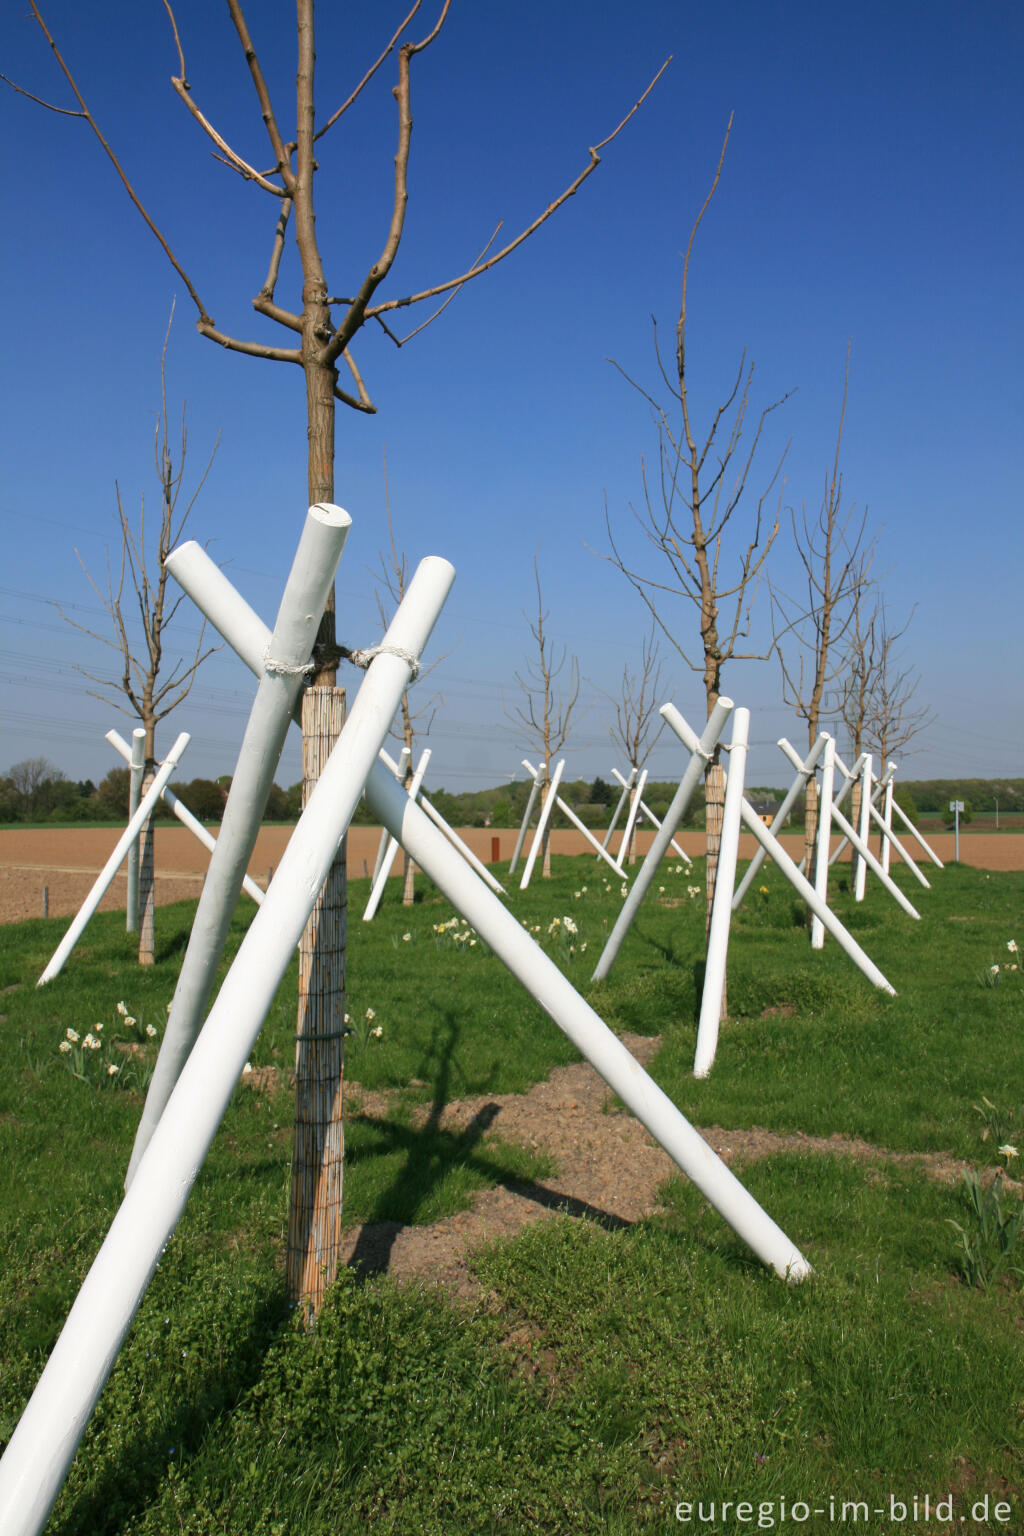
[[663, 713, 895, 996], [826, 795, 920, 920], [615, 767, 648, 871], [826, 756, 877, 868], [125, 727, 146, 933], [693, 708, 749, 1078], [854, 753, 872, 900], [372, 747, 410, 884], [0, 558, 456, 1536], [363, 747, 432, 920], [37, 733, 191, 986], [106, 731, 265, 906], [520, 758, 565, 889], [613, 768, 691, 864], [878, 780, 890, 878], [811, 736, 837, 949], [887, 769, 944, 868], [127, 505, 351, 1184], [522, 758, 624, 877], [738, 797, 895, 994], [602, 768, 636, 851], [378, 748, 505, 895], [508, 761, 545, 876], [733, 733, 827, 908], [592, 699, 733, 983], [362, 756, 811, 1284], [776, 740, 863, 874]]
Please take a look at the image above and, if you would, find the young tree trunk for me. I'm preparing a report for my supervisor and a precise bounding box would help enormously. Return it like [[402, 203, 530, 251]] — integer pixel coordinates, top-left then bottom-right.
[[802, 776, 819, 929], [287, 687, 347, 1320], [704, 760, 726, 1017], [137, 767, 156, 966], [849, 777, 863, 891]]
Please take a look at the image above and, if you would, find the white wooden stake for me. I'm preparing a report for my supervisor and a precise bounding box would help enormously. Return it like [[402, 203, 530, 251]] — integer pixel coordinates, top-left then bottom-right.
[[372, 747, 410, 884], [362, 755, 811, 1284], [615, 767, 648, 870], [127, 505, 351, 1184], [106, 730, 265, 906], [886, 767, 944, 868], [0, 559, 455, 1536], [854, 753, 872, 900], [592, 699, 733, 982], [662, 711, 895, 996], [811, 736, 837, 949], [363, 747, 432, 920], [508, 761, 545, 875], [694, 709, 749, 1078], [520, 758, 565, 889], [37, 733, 191, 986], [880, 777, 894, 877], [125, 727, 146, 933], [523, 758, 624, 877], [613, 768, 691, 864], [602, 768, 636, 851], [826, 795, 920, 920], [732, 734, 827, 908]]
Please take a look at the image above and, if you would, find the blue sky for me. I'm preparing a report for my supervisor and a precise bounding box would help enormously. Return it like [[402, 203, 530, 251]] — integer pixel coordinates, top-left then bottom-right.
[[2, 0, 1022, 795]]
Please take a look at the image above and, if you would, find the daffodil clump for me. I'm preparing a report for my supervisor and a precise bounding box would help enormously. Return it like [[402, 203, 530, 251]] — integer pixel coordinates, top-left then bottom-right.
[[57, 1000, 161, 1089], [431, 915, 479, 951], [981, 937, 1021, 987]]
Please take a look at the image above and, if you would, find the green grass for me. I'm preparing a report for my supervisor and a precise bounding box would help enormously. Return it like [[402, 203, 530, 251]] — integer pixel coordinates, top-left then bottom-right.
[[0, 855, 1021, 1531]]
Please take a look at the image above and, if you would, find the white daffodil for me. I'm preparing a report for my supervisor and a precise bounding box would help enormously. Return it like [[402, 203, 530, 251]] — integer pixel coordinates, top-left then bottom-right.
[[998, 1144, 1018, 1159], [107, 1063, 120, 1077], [58, 1041, 72, 1055], [65, 1028, 80, 1043]]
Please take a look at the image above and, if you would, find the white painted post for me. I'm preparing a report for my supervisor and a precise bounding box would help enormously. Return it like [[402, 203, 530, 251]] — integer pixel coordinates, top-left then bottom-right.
[[694, 708, 749, 1078], [106, 730, 266, 906], [602, 768, 636, 851], [127, 505, 351, 1183], [37, 733, 191, 986], [616, 767, 648, 870], [520, 758, 565, 889], [592, 699, 733, 983], [378, 748, 505, 895], [363, 747, 432, 920], [811, 736, 836, 949], [523, 758, 624, 877], [125, 727, 146, 933], [890, 773, 944, 867], [0, 559, 455, 1536], [733, 734, 827, 908], [854, 753, 872, 900], [362, 755, 811, 1284], [827, 797, 920, 920], [662, 714, 895, 995], [508, 761, 545, 876], [372, 747, 410, 884], [880, 776, 894, 877], [613, 767, 691, 864]]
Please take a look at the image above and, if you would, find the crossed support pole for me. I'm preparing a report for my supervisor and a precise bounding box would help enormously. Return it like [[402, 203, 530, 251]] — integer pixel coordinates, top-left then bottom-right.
[[519, 758, 626, 886], [611, 767, 691, 866], [0, 530, 813, 1536]]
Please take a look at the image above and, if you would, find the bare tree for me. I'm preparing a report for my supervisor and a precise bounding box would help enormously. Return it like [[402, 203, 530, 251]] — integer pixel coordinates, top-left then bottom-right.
[[603, 626, 666, 862], [11, 4, 666, 1313], [859, 607, 934, 769], [58, 308, 218, 963], [770, 347, 873, 873], [602, 118, 790, 986], [508, 553, 582, 877], [372, 456, 446, 906]]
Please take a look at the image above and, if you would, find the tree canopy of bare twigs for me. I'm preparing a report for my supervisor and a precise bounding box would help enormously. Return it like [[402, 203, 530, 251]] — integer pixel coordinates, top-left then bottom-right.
[[840, 600, 934, 770], [604, 626, 666, 773], [601, 117, 791, 728], [508, 553, 581, 875], [12, 1, 668, 680], [57, 307, 219, 766]]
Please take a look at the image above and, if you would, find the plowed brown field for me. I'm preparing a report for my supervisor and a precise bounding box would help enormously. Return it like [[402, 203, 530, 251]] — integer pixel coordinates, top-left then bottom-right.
[[1, 823, 1020, 925]]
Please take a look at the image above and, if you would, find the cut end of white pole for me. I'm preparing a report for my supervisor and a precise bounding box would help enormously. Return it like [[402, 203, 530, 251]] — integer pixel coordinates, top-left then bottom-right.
[[308, 502, 353, 530]]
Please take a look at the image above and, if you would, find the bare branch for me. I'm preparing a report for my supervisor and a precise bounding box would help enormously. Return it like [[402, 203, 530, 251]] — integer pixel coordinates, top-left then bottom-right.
[[315, 1, 422, 139], [196, 320, 302, 364], [224, 0, 294, 187], [0, 71, 84, 115], [358, 58, 672, 326]]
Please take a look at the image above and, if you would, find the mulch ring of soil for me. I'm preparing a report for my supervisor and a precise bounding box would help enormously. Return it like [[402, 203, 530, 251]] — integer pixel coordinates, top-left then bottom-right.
[[245, 1033, 1009, 1304]]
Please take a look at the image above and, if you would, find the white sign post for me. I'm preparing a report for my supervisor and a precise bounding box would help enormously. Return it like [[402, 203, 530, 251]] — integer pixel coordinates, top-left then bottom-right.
[[950, 800, 964, 862]]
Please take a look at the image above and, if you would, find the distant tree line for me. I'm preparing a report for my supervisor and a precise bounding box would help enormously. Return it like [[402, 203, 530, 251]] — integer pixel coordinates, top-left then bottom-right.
[[4, 757, 1020, 831]]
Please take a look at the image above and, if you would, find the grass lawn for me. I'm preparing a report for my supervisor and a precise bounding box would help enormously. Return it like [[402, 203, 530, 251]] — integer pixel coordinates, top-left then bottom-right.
[[0, 853, 1021, 1532]]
